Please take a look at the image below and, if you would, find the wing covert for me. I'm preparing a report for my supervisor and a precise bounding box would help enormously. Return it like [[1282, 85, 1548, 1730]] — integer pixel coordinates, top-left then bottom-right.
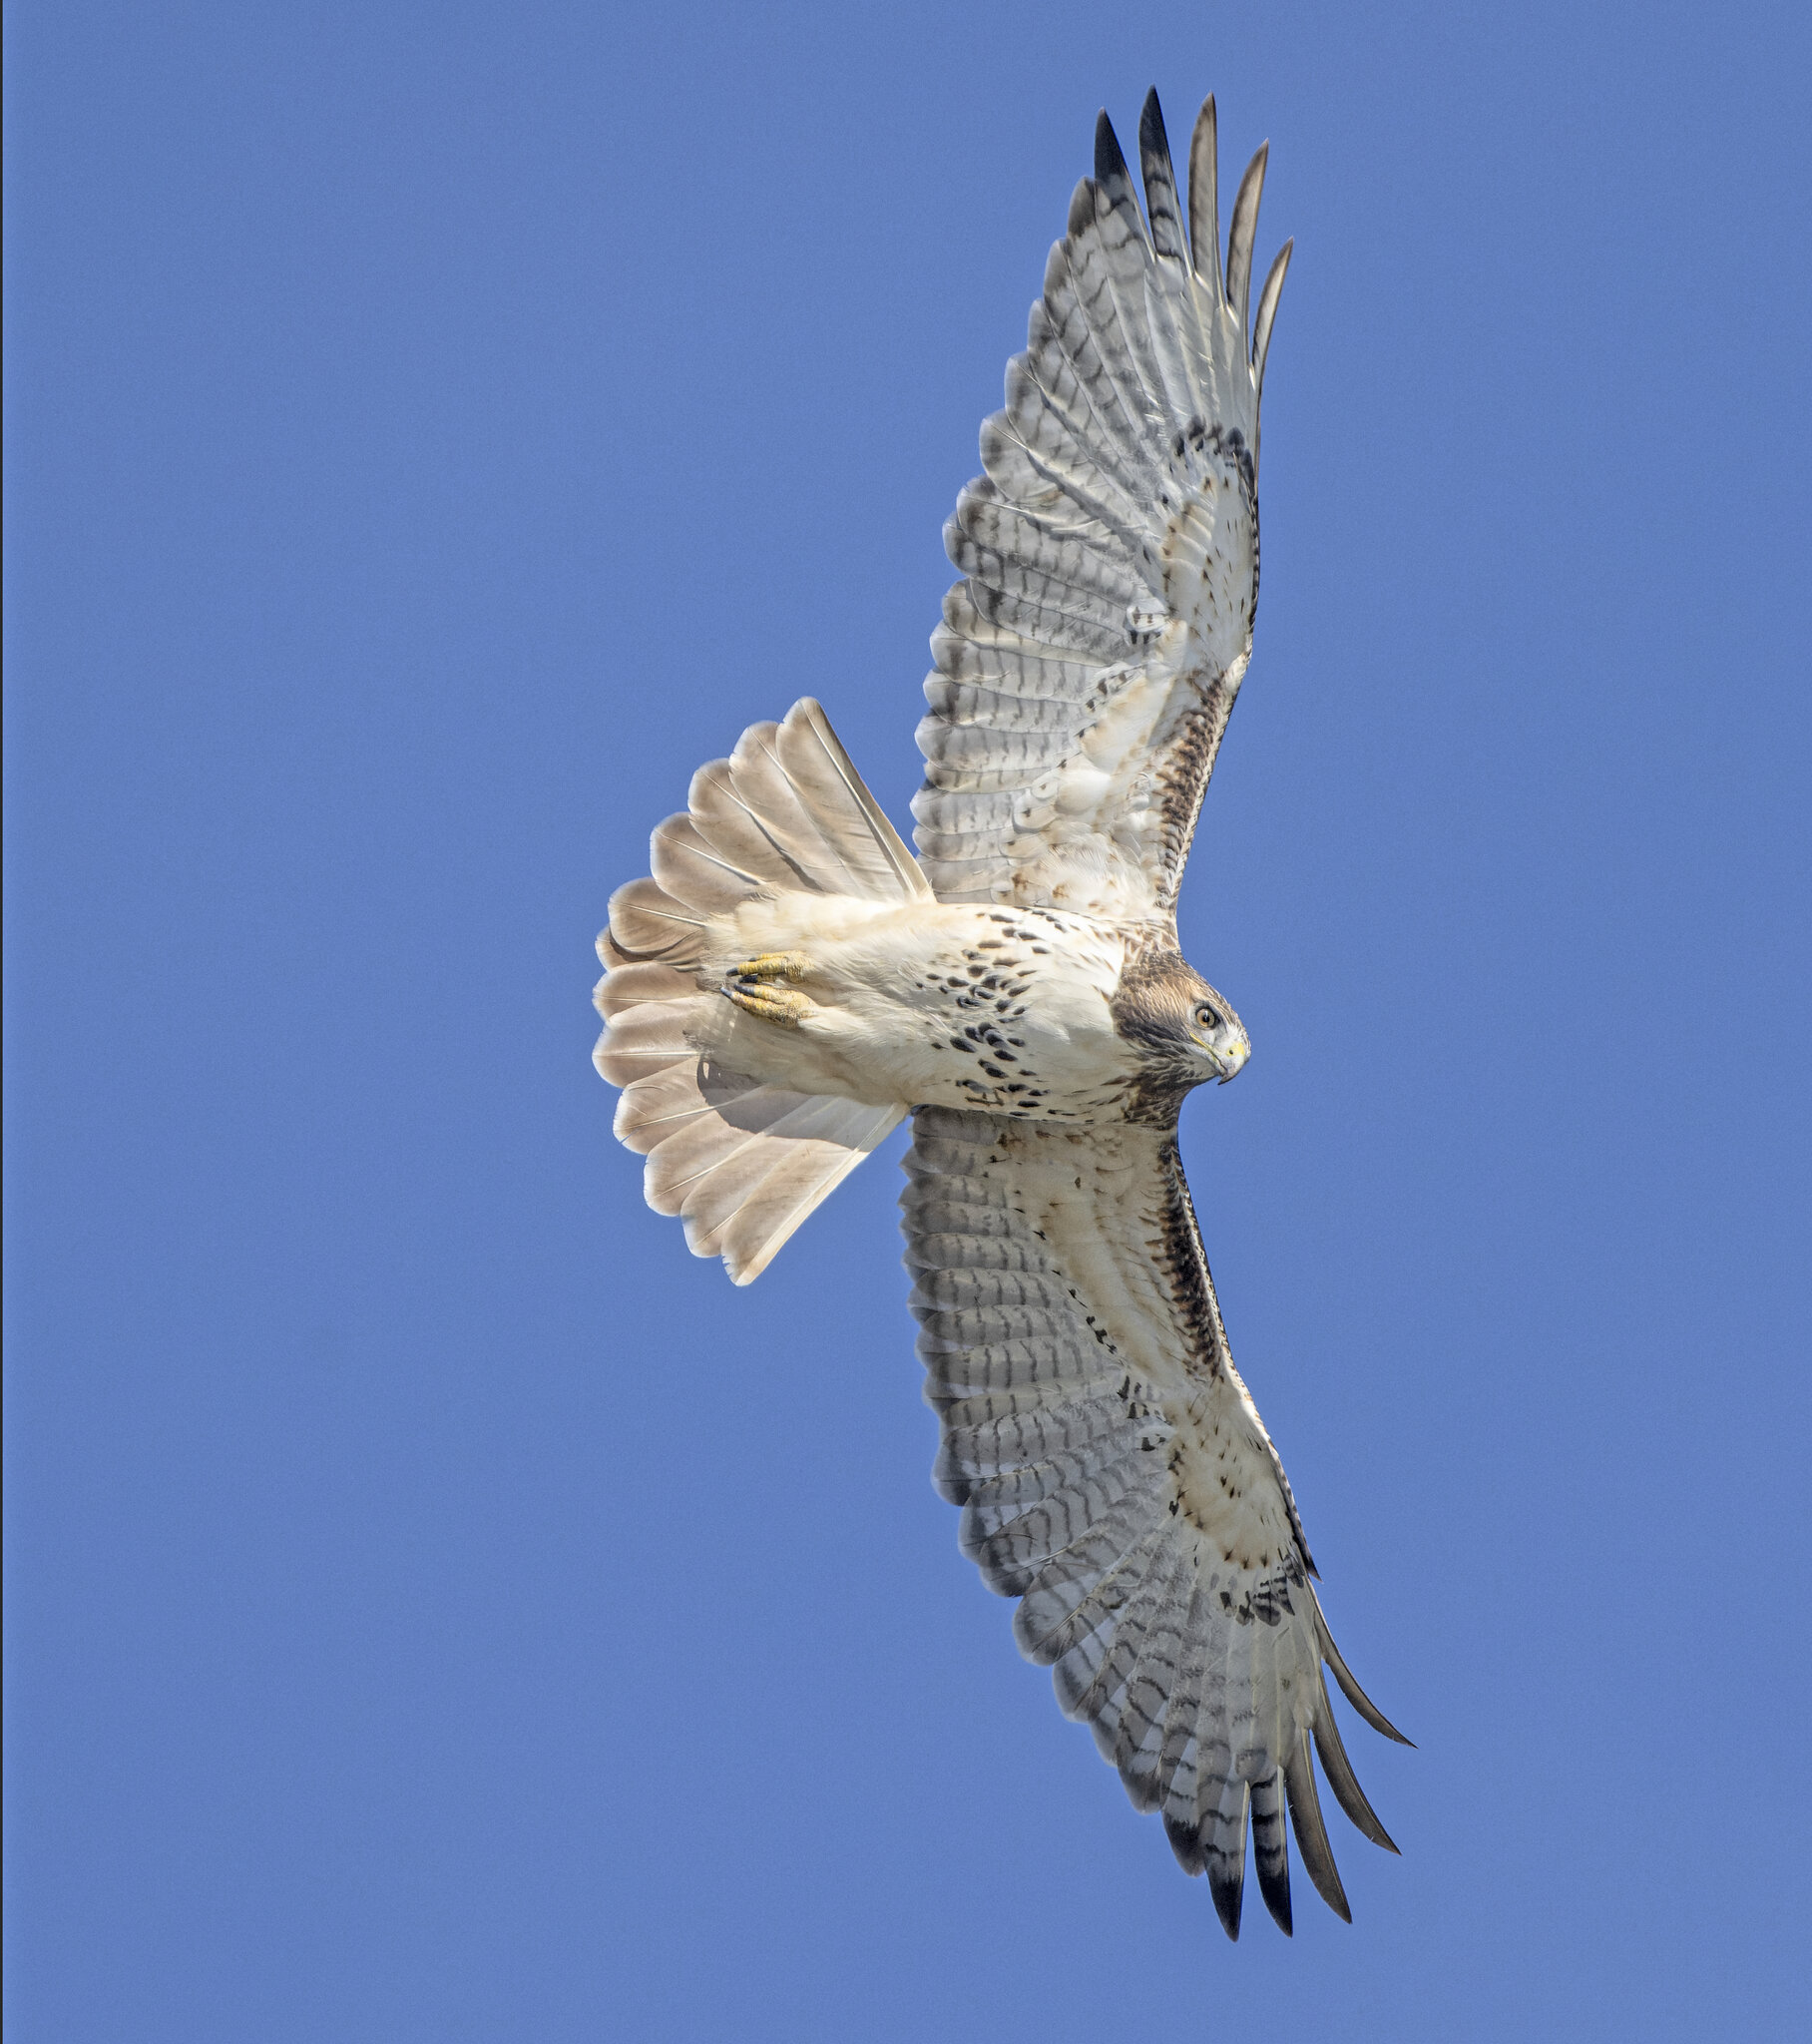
[[914, 92, 1293, 920], [901, 1106, 1403, 1937]]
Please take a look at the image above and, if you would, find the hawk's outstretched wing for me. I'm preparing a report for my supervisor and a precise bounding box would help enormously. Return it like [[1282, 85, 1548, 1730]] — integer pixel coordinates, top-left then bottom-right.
[[914, 92, 1289, 920], [902, 1107, 1406, 1937]]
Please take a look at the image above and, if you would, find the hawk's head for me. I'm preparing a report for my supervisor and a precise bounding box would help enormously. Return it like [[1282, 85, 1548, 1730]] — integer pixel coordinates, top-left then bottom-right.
[[1110, 948, 1251, 1094]]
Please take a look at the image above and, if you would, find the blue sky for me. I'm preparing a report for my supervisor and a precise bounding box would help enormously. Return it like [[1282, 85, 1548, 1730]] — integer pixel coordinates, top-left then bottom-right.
[[7, 2, 1810, 2037]]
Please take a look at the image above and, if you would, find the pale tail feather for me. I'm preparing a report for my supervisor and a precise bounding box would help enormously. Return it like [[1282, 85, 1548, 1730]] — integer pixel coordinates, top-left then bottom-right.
[[595, 698, 922, 1280], [606, 697, 927, 972]]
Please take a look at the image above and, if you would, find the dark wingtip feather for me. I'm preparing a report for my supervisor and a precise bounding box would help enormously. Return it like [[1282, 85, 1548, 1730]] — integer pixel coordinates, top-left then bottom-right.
[[1137, 87, 1168, 165], [1331, 1654, 1414, 1747], [1066, 177, 1096, 242], [1284, 1733, 1353, 1922], [1225, 142, 1270, 330], [1253, 239, 1293, 382], [1162, 1811, 1204, 1877], [1252, 1777, 1293, 1934], [1136, 88, 1189, 265], [1316, 1597, 1413, 1745], [1311, 1676, 1400, 1853], [1094, 109, 1128, 186], [1259, 1867, 1293, 1936], [1208, 1864, 1243, 1941], [1187, 96, 1222, 298]]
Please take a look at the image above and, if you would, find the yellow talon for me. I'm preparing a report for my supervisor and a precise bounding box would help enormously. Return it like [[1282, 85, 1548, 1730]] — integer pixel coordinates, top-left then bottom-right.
[[732, 951, 811, 983], [725, 985, 813, 1027], [721, 951, 815, 1026]]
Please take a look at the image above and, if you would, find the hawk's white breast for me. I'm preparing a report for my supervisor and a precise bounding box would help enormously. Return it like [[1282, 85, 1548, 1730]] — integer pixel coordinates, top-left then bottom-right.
[[691, 893, 1141, 1119]]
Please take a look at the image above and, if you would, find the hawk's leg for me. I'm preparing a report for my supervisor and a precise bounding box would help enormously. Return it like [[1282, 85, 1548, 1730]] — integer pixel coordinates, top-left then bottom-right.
[[724, 951, 815, 1028]]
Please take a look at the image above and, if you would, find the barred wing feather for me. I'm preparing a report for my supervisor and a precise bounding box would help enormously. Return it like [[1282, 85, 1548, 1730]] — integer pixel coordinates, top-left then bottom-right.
[[915, 92, 1291, 919], [902, 1107, 1405, 1936]]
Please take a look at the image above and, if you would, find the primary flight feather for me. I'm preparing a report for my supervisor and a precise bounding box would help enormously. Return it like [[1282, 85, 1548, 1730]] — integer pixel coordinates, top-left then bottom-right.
[[593, 87, 1406, 1940]]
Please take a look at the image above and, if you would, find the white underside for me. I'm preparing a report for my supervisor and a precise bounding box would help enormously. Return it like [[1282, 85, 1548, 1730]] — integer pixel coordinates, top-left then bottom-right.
[[690, 892, 1138, 1117]]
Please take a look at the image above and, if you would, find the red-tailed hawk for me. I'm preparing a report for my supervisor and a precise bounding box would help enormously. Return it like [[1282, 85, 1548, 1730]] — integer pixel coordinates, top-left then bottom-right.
[[593, 88, 1406, 1938]]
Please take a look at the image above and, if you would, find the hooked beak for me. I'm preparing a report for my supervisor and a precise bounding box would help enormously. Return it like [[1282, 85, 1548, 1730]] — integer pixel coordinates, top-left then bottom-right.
[[1212, 1034, 1252, 1084]]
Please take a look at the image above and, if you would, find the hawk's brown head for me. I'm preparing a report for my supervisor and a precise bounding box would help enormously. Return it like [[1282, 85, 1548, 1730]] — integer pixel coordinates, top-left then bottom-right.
[[1110, 947, 1251, 1113]]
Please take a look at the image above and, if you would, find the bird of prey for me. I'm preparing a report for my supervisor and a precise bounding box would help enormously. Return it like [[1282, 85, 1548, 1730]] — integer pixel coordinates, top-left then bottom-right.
[[592, 87, 1406, 1939]]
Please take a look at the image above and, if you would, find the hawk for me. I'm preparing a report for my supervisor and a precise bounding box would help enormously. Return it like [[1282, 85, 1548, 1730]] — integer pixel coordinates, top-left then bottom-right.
[[592, 88, 1406, 1938]]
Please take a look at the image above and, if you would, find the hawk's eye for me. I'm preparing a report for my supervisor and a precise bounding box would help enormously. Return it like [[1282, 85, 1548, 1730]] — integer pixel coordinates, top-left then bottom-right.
[[1193, 1002, 1221, 1032]]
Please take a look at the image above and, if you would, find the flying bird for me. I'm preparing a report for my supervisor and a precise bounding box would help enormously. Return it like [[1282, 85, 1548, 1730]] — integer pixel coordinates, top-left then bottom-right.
[[592, 87, 1406, 1939]]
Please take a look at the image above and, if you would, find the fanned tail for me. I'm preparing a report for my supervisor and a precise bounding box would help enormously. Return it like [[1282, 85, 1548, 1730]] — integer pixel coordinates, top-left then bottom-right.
[[594, 699, 923, 1282]]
